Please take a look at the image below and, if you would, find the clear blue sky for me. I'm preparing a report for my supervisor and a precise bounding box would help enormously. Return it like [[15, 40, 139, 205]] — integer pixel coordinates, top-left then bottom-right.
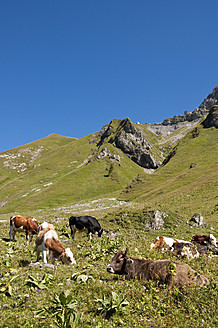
[[1, 0, 218, 152]]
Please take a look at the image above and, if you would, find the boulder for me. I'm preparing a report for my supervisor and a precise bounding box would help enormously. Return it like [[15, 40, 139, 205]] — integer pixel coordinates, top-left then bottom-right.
[[189, 213, 205, 227], [146, 210, 167, 230]]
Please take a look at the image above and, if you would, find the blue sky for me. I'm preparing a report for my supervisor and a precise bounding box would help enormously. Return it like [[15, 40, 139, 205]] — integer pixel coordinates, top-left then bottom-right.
[[1, 1, 218, 152]]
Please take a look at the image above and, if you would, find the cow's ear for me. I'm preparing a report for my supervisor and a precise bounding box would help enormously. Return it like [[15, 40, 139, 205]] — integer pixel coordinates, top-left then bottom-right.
[[126, 258, 134, 264], [124, 247, 128, 256]]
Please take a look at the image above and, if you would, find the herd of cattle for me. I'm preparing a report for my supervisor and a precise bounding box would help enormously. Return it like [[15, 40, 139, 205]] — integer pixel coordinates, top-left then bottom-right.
[[8, 214, 217, 288]]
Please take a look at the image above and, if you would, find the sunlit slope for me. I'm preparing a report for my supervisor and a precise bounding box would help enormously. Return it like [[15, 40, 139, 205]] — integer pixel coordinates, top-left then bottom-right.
[[0, 133, 144, 214], [0, 133, 76, 188], [119, 125, 218, 221]]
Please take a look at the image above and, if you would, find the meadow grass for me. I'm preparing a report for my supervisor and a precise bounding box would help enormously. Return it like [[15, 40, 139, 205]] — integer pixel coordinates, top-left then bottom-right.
[[0, 207, 217, 328]]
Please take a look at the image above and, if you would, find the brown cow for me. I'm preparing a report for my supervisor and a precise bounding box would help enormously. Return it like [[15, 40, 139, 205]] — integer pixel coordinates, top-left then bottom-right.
[[35, 225, 76, 265], [9, 215, 39, 244], [191, 234, 218, 255], [107, 248, 209, 288], [191, 234, 217, 247]]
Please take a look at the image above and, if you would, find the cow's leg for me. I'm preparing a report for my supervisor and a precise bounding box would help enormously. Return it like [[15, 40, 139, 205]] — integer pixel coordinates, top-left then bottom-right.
[[9, 226, 14, 241], [36, 247, 40, 262], [29, 233, 33, 243], [42, 250, 47, 264], [49, 251, 55, 264], [26, 231, 30, 245], [70, 225, 76, 239], [88, 231, 92, 239]]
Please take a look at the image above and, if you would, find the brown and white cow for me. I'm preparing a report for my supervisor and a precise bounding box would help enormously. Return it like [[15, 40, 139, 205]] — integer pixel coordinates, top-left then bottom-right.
[[35, 225, 76, 265], [37, 221, 55, 234], [107, 248, 209, 288], [9, 215, 39, 244], [171, 242, 200, 259], [150, 236, 190, 250]]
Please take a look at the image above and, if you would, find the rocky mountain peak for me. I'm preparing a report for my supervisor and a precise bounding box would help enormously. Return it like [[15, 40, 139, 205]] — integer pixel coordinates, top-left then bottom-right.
[[98, 118, 161, 169], [162, 86, 218, 126]]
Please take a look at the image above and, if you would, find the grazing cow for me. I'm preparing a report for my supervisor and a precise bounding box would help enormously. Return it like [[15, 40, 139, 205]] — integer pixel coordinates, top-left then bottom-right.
[[35, 225, 76, 265], [9, 215, 39, 244], [107, 248, 209, 288], [191, 234, 217, 247], [171, 242, 200, 259], [37, 221, 55, 234], [150, 236, 190, 250], [69, 215, 103, 239]]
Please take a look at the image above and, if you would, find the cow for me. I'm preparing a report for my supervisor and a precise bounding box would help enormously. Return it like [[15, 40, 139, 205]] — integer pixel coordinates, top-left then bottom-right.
[[37, 221, 55, 234], [35, 225, 76, 265], [9, 215, 39, 244], [69, 215, 103, 239], [191, 234, 217, 247], [107, 248, 209, 288], [171, 242, 200, 259], [150, 236, 190, 250], [191, 234, 218, 255]]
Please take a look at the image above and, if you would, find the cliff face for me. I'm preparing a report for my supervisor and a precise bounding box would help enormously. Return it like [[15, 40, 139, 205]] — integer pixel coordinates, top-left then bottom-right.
[[98, 118, 161, 169], [202, 105, 218, 128]]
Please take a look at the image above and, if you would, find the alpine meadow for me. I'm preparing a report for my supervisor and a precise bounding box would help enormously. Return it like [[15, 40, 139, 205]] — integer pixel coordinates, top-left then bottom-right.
[[0, 88, 217, 328]]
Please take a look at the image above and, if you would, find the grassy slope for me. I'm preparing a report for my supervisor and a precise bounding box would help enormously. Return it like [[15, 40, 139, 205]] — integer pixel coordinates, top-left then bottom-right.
[[0, 132, 144, 214], [119, 125, 218, 225], [0, 125, 217, 328]]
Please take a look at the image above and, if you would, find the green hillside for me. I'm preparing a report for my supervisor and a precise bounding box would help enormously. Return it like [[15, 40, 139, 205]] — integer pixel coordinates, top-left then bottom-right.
[[0, 115, 217, 328], [119, 123, 218, 225], [0, 130, 144, 214]]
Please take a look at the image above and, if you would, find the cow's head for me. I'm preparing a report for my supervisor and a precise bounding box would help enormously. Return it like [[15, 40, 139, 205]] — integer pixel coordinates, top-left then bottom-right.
[[107, 248, 128, 275], [60, 247, 76, 265]]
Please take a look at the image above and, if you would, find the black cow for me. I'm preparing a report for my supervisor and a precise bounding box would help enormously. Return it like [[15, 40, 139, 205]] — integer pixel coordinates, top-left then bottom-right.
[[69, 215, 103, 239]]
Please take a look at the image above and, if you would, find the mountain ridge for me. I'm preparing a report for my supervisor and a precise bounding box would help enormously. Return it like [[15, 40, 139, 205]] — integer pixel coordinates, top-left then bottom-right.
[[0, 88, 217, 224]]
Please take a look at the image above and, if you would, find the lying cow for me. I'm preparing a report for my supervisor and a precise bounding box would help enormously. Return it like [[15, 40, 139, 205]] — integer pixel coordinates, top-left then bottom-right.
[[171, 242, 200, 259], [107, 248, 209, 288], [69, 215, 103, 239], [191, 234, 217, 247], [9, 215, 39, 244], [150, 236, 190, 250], [35, 225, 76, 265], [191, 234, 218, 255]]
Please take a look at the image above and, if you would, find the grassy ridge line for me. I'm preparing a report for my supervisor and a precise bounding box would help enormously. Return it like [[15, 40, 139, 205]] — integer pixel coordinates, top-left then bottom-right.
[[0, 133, 144, 214]]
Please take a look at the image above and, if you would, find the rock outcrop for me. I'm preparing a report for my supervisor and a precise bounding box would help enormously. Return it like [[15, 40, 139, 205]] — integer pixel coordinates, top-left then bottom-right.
[[163, 86, 218, 126], [147, 87, 218, 137], [99, 118, 161, 169], [189, 213, 205, 227], [202, 105, 218, 128], [145, 210, 167, 230]]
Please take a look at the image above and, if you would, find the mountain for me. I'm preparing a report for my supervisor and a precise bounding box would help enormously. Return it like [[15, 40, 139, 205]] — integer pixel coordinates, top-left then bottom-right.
[[0, 89, 217, 225]]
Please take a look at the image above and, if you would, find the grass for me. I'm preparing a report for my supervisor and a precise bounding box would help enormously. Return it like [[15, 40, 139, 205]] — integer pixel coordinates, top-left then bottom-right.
[[0, 207, 217, 327], [0, 131, 144, 214], [0, 118, 217, 327], [119, 125, 218, 223]]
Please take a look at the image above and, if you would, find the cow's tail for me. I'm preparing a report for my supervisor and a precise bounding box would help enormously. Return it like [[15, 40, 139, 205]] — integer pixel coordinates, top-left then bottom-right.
[[10, 216, 14, 226]]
